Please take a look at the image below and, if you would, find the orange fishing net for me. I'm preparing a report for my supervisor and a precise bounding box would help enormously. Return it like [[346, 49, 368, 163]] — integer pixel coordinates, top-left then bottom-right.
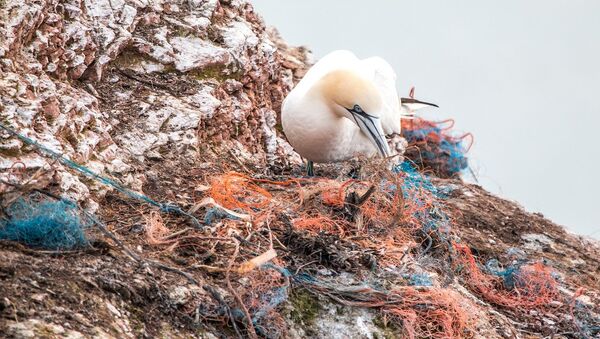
[[453, 243, 558, 308], [209, 172, 273, 212], [297, 274, 474, 339], [383, 287, 473, 339]]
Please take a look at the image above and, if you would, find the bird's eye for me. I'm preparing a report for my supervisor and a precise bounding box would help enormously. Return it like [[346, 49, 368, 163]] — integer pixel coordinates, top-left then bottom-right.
[[353, 105, 363, 113]]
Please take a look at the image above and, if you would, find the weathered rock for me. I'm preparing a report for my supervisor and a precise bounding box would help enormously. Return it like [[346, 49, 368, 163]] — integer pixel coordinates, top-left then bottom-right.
[[5, 319, 86, 339], [0, 0, 310, 207]]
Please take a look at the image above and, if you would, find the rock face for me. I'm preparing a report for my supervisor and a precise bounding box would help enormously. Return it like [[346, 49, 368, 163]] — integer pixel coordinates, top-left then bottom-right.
[[1, 1, 600, 339], [0, 0, 308, 208]]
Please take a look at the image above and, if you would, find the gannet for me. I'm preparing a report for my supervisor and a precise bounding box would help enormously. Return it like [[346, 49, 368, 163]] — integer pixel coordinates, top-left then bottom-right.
[[282, 50, 437, 175]]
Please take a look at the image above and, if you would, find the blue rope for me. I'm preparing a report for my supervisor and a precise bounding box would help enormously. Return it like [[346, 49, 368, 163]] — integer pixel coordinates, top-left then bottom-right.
[[0, 123, 202, 228]]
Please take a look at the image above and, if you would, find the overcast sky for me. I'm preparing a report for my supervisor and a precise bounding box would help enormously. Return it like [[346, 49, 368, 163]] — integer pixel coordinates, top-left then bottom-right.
[[252, 0, 600, 239]]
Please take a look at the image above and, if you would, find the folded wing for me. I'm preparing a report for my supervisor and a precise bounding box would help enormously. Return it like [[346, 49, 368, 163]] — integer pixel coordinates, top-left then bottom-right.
[[358, 56, 402, 136]]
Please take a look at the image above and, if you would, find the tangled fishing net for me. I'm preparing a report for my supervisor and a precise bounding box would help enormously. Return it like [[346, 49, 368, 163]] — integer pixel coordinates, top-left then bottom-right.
[[402, 118, 472, 178], [3, 121, 593, 338], [453, 243, 559, 308], [294, 272, 473, 339], [241, 265, 291, 338], [209, 172, 274, 212], [0, 195, 89, 250], [196, 159, 483, 337], [570, 288, 600, 338]]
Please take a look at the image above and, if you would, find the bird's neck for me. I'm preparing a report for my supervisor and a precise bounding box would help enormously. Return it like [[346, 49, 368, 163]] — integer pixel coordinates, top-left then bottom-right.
[[305, 84, 344, 119]]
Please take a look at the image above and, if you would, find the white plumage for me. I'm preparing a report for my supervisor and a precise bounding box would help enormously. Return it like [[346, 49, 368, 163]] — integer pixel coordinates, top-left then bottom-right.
[[282, 50, 435, 165]]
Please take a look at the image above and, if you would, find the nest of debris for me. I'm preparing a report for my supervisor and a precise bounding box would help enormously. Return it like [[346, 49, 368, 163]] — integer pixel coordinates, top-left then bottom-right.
[[1, 119, 599, 339], [402, 118, 473, 179]]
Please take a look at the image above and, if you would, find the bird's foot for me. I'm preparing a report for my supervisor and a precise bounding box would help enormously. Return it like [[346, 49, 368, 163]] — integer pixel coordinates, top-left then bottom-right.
[[306, 160, 315, 177]]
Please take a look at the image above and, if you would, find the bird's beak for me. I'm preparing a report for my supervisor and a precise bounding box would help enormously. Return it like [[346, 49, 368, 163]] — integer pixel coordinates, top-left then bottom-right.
[[400, 98, 439, 116], [350, 112, 391, 157]]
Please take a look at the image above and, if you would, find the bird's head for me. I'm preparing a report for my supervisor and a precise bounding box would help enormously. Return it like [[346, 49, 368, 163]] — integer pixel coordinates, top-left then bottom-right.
[[315, 69, 391, 157], [399, 86, 439, 119]]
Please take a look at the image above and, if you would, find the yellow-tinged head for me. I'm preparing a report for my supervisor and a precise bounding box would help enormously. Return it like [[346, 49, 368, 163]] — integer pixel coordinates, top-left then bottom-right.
[[311, 69, 391, 157], [316, 69, 383, 118]]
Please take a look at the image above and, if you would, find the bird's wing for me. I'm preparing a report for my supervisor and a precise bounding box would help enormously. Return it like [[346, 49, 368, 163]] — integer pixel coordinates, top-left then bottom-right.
[[358, 56, 402, 135]]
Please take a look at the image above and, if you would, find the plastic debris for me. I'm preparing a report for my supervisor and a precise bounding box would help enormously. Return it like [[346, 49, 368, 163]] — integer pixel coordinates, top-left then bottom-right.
[[402, 118, 472, 178], [0, 196, 89, 250]]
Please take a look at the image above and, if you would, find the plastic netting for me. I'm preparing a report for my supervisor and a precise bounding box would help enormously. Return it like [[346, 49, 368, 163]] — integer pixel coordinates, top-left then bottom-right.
[[0, 122, 201, 227], [406, 273, 433, 287], [402, 118, 472, 178], [5, 121, 587, 338], [0, 196, 89, 250], [453, 243, 559, 308], [231, 264, 291, 338], [570, 289, 600, 339], [292, 271, 473, 339], [209, 172, 274, 212]]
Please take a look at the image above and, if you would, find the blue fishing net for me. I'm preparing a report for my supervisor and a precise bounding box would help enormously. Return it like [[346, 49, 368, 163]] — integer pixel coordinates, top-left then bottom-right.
[[392, 161, 452, 235], [402, 120, 470, 178], [485, 259, 522, 289], [406, 273, 434, 287], [0, 123, 201, 228], [392, 161, 441, 197], [0, 197, 90, 250], [252, 264, 291, 338]]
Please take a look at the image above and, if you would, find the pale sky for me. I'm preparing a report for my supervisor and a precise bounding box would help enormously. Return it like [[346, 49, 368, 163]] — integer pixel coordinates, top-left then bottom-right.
[[252, 0, 600, 239]]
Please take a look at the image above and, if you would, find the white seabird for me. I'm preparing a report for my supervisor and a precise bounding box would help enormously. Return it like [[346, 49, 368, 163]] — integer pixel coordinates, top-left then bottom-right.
[[281, 50, 437, 174]]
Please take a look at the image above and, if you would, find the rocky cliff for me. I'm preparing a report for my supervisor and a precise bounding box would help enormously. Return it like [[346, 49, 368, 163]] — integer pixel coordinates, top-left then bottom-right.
[[0, 0, 308, 209], [1, 1, 599, 338]]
